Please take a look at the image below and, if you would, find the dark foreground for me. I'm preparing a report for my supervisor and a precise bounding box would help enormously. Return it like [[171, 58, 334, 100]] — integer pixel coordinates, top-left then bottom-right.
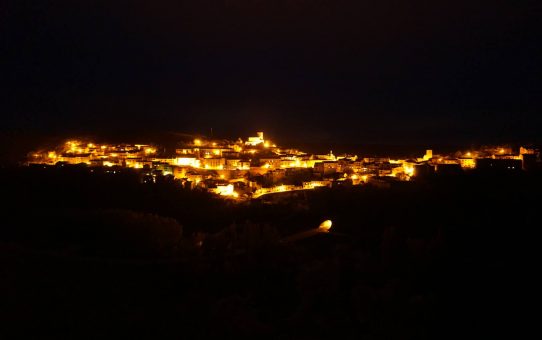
[[1, 165, 539, 339]]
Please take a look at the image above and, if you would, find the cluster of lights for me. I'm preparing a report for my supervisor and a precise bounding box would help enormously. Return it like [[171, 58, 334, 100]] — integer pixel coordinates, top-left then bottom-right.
[[28, 134, 530, 202]]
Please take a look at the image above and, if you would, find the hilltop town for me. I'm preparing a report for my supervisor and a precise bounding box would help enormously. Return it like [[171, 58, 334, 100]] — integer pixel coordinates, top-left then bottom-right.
[[27, 132, 541, 200]]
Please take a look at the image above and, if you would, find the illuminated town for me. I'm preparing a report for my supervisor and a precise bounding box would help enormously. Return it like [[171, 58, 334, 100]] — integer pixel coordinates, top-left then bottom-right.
[[27, 132, 541, 200]]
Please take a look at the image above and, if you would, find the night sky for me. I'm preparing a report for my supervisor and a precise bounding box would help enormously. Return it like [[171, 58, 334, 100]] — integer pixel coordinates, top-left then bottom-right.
[[2, 1, 541, 150]]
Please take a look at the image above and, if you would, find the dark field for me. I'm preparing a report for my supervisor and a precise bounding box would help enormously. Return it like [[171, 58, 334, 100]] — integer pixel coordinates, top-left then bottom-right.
[[1, 165, 539, 338]]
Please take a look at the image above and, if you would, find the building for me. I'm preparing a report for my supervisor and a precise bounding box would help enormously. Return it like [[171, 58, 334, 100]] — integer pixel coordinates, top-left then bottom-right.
[[246, 132, 265, 146], [458, 158, 476, 169], [476, 158, 522, 172], [260, 157, 282, 169], [202, 158, 226, 169], [314, 161, 339, 175], [423, 150, 433, 161]]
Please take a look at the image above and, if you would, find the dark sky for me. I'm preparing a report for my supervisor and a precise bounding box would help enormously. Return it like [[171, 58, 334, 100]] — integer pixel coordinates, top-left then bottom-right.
[[2, 0, 541, 147]]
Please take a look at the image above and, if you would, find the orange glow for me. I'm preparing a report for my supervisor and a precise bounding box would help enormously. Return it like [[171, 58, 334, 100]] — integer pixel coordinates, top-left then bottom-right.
[[214, 184, 238, 198], [175, 157, 200, 167], [318, 220, 332, 232], [403, 165, 415, 177], [28, 132, 462, 201]]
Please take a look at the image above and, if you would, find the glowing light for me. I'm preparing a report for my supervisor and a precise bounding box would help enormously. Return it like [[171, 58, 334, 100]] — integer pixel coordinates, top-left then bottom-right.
[[66, 140, 79, 148], [175, 157, 200, 167], [47, 152, 56, 159], [215, 184, 238, 198], [194, 139, 201, 146], [351, 174, 358, 180], [499, 148, 505, 154], [459, 158, 476, 169], [466, 152, 471, 157], [87, 143, 94, 148], [318, 220, 332, 232], [404, 165, 415, 177], [264, 141, 270, 148]]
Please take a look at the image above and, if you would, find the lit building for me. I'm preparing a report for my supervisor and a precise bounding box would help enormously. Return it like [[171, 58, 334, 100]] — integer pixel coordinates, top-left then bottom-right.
[[423, 150, 433, 161], [202, 158, 226, 169], [225, 159, 241, 169], [260, 157, 282, 169], [174, 157, 200, 168], [314, 161, 338, 175], [246, 132, 265, 146], [458, 158, 476, 169]]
